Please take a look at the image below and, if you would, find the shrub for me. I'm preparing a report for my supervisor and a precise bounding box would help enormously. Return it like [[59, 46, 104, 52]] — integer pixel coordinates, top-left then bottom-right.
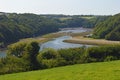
[[0, 41, 40, 75], [58, 48, 85, 64], [37, 48, 61, 68], [86, 45, 120, 62]]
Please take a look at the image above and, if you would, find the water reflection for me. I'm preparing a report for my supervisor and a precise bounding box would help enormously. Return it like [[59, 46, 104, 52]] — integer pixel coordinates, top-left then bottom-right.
[[0, 51, 6, 58], [40, 36, 92, 51]]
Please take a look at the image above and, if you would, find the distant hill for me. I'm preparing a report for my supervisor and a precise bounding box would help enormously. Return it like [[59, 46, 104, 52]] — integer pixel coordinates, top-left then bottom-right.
[[93, 13, 120, 41], [0, 12, 108, 45], [0, 13, 60, 45], [0, 60, 120, 80]]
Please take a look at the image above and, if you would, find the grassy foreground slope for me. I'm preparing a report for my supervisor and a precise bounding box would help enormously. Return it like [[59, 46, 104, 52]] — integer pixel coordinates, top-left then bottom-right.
[[0, 61, 120, 80]]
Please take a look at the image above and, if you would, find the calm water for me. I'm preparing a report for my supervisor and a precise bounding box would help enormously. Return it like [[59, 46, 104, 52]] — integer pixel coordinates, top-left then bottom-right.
[[0, 51, 6, 58], [58, 28, 89, 33], [0, 28, 92, 57], [40, 28, 92, 51], [40, 36, 92, 51]]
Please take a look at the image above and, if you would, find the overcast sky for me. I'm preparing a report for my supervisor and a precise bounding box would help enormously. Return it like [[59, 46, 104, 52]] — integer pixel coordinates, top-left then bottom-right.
[[0, 0, 120, 15]]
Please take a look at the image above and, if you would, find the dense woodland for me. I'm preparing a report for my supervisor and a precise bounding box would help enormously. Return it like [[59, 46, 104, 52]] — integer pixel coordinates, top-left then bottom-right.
[[0, 41, 120, 75], [0, 12, 108, 46], [0, 13, 59, 46], [93, 13, 120, 41]]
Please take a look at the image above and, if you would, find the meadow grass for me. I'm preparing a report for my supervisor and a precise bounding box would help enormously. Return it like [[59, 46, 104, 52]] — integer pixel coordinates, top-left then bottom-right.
[[64, 30, 120, 45], [80, 16, 95, 19], [64, 37, 120, 45], [41, 32, 67, 38], [18, 32, 66, 44], [19, 37, 50, 44], [0, 60, 120, 80], [59, 17, 72, 21]]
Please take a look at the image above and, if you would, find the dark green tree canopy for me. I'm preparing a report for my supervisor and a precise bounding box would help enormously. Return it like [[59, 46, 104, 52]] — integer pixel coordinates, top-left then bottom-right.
[[93, 13, 120, 41]]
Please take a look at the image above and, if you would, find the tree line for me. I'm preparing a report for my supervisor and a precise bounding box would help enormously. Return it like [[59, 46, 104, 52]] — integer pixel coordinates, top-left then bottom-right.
[[0, 40, 120, 75], [0, 13, 108, 46], [0, 13, 60, 46], [93, 13, 120, 41]]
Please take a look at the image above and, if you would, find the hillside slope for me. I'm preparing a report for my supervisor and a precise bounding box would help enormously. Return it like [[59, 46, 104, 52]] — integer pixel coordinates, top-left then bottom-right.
[[93, 13, 120, 41], [0, 12, 108, 46], [0, 60, 120, 80], [0, 13, 59, 45]]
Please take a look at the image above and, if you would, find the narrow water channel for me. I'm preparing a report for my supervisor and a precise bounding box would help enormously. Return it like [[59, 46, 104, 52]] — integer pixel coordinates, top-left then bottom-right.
[[40, 36, 92, 51], [0, 28, 92, 58]]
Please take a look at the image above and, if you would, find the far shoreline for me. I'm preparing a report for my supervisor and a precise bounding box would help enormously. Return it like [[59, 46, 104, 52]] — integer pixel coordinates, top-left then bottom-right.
[[64, 37, 120, 46]]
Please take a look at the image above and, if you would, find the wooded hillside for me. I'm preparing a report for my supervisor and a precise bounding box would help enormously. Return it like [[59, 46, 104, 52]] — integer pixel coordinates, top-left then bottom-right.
[[93, 13, 120, 41]]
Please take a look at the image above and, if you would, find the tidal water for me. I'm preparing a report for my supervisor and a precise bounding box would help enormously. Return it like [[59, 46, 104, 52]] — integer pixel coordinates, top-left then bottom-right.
[[40, 36, 92, 51], [0, 28, 92, 57]]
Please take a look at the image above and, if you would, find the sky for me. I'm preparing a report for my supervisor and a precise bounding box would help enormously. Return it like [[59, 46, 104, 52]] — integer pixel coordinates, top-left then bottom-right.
[[0, 0, 120, 15]]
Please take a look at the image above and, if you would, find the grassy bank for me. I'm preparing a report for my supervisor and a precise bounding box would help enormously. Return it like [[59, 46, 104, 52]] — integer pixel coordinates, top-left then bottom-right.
[[19, 37, 50, 45], [64, 37, 120, 45], [41, 32, 67, 38], [64, 30, 120, 45], [7, 28, 93, 48], [0, 60, 120, 80], [20, 30, 120, 46], [19, 32, 67, 44]]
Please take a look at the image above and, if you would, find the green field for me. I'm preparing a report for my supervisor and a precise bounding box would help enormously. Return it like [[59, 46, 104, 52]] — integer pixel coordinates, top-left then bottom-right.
[[0, 60, 120, 80]]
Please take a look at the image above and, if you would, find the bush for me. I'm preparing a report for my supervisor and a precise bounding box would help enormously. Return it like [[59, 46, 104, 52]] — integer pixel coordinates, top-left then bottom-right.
[[1, 43, 120, 75], [0, 56, 29, 75], [24, 41, 40, 70], [0, 41, 40, 75], [37, 48, 61, 68], [86, 45, 120, 62], [58, 48, 85, 64]]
